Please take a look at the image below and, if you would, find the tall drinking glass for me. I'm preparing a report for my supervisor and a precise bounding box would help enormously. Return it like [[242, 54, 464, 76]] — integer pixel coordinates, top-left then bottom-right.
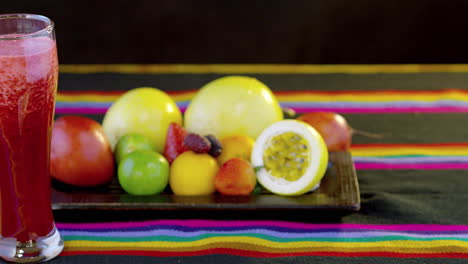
[[0, 14, 63, 262]]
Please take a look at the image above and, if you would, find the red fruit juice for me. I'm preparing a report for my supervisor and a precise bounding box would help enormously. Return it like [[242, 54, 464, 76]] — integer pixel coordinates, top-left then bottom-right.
[[0, 36, 58, 242]]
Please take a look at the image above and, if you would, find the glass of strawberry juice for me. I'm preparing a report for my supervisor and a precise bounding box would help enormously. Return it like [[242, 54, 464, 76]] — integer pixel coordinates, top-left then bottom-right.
[[0, 14, 63, 262]]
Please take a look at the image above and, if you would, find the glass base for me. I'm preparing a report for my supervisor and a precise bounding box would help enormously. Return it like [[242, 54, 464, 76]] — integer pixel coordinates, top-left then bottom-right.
[[0, 225, 64, 263]]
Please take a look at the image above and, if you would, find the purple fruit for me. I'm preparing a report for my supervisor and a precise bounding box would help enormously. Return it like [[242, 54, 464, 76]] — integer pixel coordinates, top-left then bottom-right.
[[205, 134, 223, 157], [184, 133, 211, 153]]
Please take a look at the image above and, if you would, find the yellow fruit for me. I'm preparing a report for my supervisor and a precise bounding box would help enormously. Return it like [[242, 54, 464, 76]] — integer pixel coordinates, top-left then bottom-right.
[[170, 151, 219, 195], [102, 87, 182, 152], [251, 120, 329, 196], [184, 76, 283, 139], [216, 135, 255, 165]]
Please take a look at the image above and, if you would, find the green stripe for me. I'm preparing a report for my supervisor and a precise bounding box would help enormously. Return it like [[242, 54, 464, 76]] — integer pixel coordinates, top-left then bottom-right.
[[62, 234, 468, 243]]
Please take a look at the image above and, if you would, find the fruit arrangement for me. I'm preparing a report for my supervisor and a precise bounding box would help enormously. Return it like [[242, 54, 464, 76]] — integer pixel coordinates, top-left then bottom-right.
[[51, 76, 353, 197]]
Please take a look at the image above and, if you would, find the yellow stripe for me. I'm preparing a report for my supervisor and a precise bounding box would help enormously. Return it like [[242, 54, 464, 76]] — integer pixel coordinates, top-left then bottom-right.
[[351, 147, 468, 157], [56, 90, 468, 103], [64, 237, 468, 252], [277, 93, 468, 102], [59, 64, 468, 74]]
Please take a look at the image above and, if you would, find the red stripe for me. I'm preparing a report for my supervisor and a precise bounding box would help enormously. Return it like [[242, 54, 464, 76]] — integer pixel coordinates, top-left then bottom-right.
[[60, 249, 468, 259], [351, 143, 468, 148], [166, 89, 198, 95], [355, 163, 468, 170], [294, 107, 468, 114], [274, 88, 468, 96]]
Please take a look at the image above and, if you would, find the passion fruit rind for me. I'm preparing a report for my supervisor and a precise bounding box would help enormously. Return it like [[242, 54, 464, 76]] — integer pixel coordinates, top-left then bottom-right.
[[251, 120, 329, 196]]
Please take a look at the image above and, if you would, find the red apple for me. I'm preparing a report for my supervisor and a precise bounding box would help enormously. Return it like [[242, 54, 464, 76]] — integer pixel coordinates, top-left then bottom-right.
[[297, 112, 352, 151], [50, 116, 114, 186]]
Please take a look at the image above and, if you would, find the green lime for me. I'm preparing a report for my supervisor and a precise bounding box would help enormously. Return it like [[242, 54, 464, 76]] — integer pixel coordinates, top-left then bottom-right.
[[118, 150, 169, 195], [115, 133, 155, 163]]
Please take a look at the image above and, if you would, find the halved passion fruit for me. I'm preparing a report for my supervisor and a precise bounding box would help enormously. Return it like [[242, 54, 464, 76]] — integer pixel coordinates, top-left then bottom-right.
[[251, 120, 329, 196]]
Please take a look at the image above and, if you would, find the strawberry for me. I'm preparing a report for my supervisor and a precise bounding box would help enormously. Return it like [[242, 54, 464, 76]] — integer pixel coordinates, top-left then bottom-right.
[[163, 122, 189, 164]]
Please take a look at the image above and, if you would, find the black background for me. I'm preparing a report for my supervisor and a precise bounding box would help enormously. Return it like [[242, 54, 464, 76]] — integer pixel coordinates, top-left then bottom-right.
[[3, 0, 468, 64], [2, 3, 468, 263]]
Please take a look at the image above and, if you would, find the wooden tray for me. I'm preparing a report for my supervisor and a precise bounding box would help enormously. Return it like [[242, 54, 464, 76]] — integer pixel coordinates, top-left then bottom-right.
[[51, 151, 360, 212]]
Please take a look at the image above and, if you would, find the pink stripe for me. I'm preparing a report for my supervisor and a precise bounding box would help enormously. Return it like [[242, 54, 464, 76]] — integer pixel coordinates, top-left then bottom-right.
[[355, 163, 468, 170], [55, 107, 188, 115], [55, 106, 468, 115], [293, 107, 468, 114], [55, 221, 468, 231], [55, 108, 108, 115]]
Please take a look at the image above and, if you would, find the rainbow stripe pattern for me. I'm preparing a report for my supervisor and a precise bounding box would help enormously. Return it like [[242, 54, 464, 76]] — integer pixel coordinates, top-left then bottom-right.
[[56, 220, 468, 258], [351, 143, 468, 170], [56, 90, 468, 170], [56, 88, 468, 114], [52, 66, 468, 260]]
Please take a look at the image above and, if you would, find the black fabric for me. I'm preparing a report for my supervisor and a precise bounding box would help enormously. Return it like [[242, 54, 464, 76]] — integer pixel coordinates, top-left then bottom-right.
[[59, 72, 468, 92], [48, 71, 468, 263]]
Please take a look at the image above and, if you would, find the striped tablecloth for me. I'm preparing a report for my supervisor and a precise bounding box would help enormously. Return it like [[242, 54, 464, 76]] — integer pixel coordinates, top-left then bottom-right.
[[50, 65, 468, 264]]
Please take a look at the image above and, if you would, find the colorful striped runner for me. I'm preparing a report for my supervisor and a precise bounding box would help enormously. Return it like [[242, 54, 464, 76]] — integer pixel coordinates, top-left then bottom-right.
[[51, 66, 468, 261], [56, 90, 468, 170], [56, 220, 468, 258], [55, 89, 468, 114], [351, 143, 468, 170]]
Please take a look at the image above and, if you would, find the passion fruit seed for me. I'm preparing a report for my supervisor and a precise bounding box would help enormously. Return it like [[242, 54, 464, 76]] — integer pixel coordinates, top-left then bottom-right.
[[252, 120, 329, 196], [262, 132, 311, 181]]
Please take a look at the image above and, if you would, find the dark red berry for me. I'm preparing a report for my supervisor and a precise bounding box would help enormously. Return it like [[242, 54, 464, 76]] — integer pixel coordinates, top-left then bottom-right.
[[205, 134, 223, 157], [184, 133, 212, 153]]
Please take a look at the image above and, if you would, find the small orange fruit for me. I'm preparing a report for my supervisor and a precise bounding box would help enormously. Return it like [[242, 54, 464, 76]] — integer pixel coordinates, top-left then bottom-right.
[[214, 158, 257, 195]]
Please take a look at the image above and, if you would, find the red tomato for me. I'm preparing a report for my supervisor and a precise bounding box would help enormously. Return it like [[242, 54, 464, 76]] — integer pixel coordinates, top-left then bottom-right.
[[50, 116, 114, 186]]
